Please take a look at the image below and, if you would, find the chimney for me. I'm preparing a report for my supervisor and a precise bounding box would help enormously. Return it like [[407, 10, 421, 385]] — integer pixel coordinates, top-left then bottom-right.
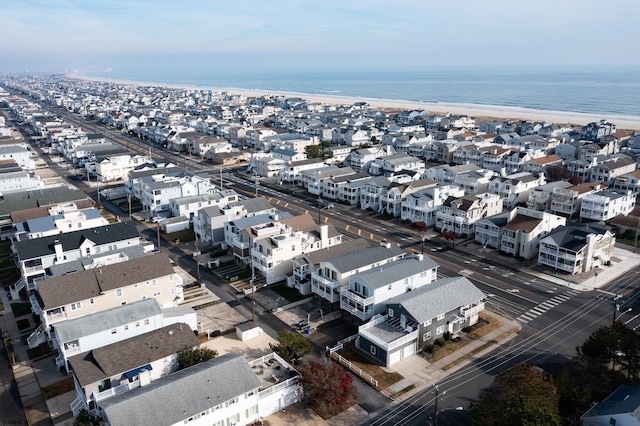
[[320, 224, 328, 244], [54, 240, 63, 262], [380, 240, 391, 249], [415, 253, 424, 261]]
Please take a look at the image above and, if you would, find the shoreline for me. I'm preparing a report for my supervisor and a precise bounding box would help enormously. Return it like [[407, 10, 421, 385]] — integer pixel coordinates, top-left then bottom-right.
[[65, 73, 640, 131]]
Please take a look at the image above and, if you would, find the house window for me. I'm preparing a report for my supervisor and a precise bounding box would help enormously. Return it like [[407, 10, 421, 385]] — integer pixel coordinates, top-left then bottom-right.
[[370, 346, 376, 355], [70, 302, 81, 311], [423, 332, 432, 341], [424, 319, 432, 326], [89, 298, 94, 304], [134, 284, 138, 288], [124, 325, 129, 331], [387, 283, 392, 290], [153, 291, 161, 297], [111, 328, 116, 334], [388, 308, 394, 317], [246, 405, 258, 417], [437, 313, 445, 321], [436, 325, 445, 335], [144, 319, 150, 325], [121, 301, 126, 306], [135, 322, 140, 327], [116, 289, 123, 297]]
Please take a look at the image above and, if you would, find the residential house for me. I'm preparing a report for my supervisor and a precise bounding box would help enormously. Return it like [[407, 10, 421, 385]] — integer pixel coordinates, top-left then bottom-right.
[[401, 185, 465, 226], [424, 164, 482, 185], [169, 190, 238, 221], [13, 221, 140, 287], [581, 120, 616, 141], [368, 153, 425, 177], [490, 207, 566, 259], [378, 178, 437, 217], [590, 155, 636, 185], [277, 158, 328, 186], [250, 215, 343, 284], [550, 182, 607, 219], [12, 206, 108, 240], [349, 145, 396, 172], [27, 253, 185, 349], [253, 157, 286, 178], [580, 189, 636, 222], [195, 197, 275, 245], [612, 170, 640, 194], [287, 239, 372, 296], [69, 323, 198, 416], [454, 169, 496, 195], [52, 298, 196, 372], [526, 181, 573, 211], [340, 254, 439, 321], [538, 223, 615, 274], [580, 384, 640, 426], [357, 276, 485, 367], [140, 172, 213, 215], [435, 193, 503, 236], [302, 166, 356, 196], [311, 242, 406, 304], [360, 176, 392, 211], [94, 154, 153, 183], [487, 172, 546, 210], [324, 171, 370, 202]]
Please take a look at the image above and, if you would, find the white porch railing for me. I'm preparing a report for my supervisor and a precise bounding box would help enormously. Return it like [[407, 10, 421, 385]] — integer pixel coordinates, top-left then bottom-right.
[[326, 336, 378, 388], [93, 379, 140, 402], [70, 396, 86, 416]]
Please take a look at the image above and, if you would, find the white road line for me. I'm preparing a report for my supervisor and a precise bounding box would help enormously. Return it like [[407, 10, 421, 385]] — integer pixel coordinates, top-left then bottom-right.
[[530, 307, 547, 315]]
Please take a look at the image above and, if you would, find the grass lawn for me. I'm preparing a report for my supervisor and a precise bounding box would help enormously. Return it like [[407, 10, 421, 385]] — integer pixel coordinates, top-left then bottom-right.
[[10, 302, 32, 317], [167, 227, 196, 244], [270, 283, 306, 303], [429, 338, 469, 363], [617, 237, 638, 248], [42, 377, 75, 400], [336, 341, 403, 389], [16, 318, 30, 331]]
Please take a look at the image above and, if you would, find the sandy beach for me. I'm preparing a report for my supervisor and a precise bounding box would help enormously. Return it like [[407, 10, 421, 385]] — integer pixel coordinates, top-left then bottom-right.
[[66, 73, 640, 131]]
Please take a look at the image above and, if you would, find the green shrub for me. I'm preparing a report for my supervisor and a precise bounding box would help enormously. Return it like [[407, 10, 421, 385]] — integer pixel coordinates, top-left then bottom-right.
[[462, 326, 472, 333], [443, 331, 453, 341], [435, 338, 446, 347]]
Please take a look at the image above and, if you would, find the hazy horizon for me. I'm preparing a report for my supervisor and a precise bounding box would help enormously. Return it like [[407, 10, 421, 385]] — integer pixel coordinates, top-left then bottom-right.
[[2, 0, 640, 73]]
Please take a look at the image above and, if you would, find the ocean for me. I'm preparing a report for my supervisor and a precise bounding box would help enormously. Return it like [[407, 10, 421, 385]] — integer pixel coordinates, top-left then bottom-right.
[[88, 66, 640, 119]]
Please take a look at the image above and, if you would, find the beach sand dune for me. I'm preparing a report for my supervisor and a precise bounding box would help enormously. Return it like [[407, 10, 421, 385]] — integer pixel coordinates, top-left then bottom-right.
[[66, 73, 640, 131]]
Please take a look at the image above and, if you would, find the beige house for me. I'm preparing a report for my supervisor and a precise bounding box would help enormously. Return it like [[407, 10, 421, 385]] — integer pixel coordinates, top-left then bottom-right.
[[28, 253, 184, 348]]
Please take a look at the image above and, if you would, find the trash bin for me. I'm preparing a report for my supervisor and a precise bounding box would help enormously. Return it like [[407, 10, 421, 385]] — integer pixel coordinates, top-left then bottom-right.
[[306, 326, 311, 334]]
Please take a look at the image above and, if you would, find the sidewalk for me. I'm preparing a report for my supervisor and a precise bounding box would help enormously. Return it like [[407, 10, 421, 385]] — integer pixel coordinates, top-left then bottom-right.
[[383, 309, 520, 399], [0, 290, 53, 425]]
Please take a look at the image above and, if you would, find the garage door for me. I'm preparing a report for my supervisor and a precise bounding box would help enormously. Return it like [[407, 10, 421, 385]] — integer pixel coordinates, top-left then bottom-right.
[[403, 343, 416, 358], [389, 349, 402, 365]]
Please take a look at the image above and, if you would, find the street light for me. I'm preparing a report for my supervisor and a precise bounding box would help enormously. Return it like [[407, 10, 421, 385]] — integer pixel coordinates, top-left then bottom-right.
[[421, 231, 427, 254]]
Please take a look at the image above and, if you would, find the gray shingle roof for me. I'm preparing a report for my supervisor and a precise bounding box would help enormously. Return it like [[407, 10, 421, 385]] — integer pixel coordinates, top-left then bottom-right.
[[387, 276, 485, 323], [354, 256, 439, 289], [69, 323, 197, 388], [99, 353, 260, 426], [326, 244, 406, 273], [37, 253, 175, 309], [55, 299, 162, 344], [14, 221, 139, 261]]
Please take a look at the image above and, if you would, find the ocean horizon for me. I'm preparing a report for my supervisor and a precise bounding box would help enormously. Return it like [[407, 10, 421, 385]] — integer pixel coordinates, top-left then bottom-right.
[[86, 65, 640, 120]]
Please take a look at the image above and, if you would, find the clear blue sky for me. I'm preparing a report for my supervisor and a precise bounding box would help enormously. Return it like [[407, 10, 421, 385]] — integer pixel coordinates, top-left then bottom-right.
[[2, 0, 639, 73]]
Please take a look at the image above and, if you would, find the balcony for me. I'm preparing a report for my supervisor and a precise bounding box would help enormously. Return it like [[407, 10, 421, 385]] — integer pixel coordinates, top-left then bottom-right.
[[93, 379, 141, 402], [45, 310, 68, 325], [311, 273, 340, 290], [340, 289, 375, 320], [358, 314, 419, 352], [460, 302, 485, 318]]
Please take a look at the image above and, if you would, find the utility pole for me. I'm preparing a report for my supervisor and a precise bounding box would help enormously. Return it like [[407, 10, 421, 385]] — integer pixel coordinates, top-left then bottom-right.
[[220, 163, 223, 190], [195, 236, 201, 282], [433, 384, 445, 426], [157, 221, 161, 250], [251, 276, 255, 323], [613, 294, 623, 326], [128, 194, 132, 220]]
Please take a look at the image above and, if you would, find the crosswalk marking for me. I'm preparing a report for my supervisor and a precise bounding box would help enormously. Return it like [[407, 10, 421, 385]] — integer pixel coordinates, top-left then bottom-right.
[[516, 291, 577, 324]]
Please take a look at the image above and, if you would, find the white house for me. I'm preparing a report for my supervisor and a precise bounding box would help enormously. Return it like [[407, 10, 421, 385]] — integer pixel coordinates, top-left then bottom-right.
[[340, 254, 439, 321], [435, 193, 503, 236], [580, 189, 636, 222]]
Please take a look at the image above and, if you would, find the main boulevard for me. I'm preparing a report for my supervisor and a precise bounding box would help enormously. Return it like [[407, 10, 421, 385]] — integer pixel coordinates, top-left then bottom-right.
[[34, 105, 640, 425]]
